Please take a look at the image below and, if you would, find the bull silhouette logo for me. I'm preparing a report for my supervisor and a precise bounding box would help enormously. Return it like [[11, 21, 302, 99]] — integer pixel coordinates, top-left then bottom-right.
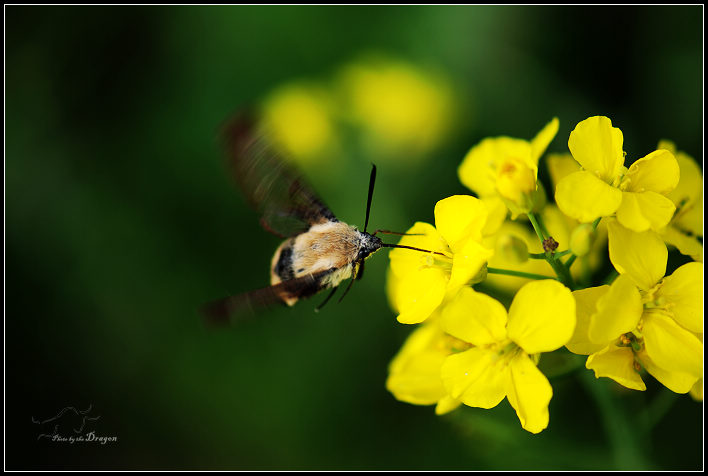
[[31, 404, 101, 440]]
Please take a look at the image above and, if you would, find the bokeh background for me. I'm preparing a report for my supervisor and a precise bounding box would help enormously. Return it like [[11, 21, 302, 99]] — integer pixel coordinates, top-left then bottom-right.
[[6, 5, 703, 470]]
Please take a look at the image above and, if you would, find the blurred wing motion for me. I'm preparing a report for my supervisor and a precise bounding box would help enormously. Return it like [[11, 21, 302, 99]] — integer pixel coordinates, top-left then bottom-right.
[[222, 114, 338, 238], [202, 268, 334, 326]]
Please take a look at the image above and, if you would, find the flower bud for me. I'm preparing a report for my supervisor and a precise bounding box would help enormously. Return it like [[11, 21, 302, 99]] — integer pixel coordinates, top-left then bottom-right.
[[496, 234, 529, 264], [569, 223, 596, 257]]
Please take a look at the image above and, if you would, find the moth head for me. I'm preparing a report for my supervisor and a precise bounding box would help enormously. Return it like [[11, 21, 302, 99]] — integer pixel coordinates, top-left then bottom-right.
[[357, 232, 384, 261]]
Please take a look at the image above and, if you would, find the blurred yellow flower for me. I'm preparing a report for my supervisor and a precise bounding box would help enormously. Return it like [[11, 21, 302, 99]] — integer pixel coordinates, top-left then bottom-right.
[[337, 56, 456, 160], [459, 118, 559, 218], [261, 82, 338, 164], [387, 195, 493, 324], [555, 116, 680, 233], [657, 140, 703, 262], [440, 281, 576, 433], [566, 220, 703, 393], [386, 316, 463, 415]]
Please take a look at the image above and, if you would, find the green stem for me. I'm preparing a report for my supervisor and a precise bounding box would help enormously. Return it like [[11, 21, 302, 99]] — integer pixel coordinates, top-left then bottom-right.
[[529, 249, 571, 260], [527, 212, 575, 289], [487, 267, 556, 281], [527, 212, 547, 243], [638, 388, 678, 433], [579, 372, 647, 469]]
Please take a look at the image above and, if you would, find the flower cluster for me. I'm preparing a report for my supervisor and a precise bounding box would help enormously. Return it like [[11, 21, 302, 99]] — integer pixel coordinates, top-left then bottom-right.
[[386, 116, 703, 433]]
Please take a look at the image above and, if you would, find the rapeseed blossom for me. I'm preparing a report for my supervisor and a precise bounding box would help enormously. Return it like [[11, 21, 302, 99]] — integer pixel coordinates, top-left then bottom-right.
[[555, 116, 680, 232], [387, 195, 493, 324], [657, 140, 703, 261], [566, 220, 703, 392], [385, 114, 702, 436], [458, 118, 558, 218], [440, 281, 575, 433]]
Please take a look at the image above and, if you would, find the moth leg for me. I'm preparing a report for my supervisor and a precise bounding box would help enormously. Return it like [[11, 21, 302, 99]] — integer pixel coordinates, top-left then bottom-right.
[[314, 286, 338, 313]]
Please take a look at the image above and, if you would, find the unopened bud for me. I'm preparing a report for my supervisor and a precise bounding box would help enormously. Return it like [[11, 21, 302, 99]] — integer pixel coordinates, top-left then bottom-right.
[[496, 157, 536, 206], [569, 223, 596, 257], [496, 234, 529, 264]]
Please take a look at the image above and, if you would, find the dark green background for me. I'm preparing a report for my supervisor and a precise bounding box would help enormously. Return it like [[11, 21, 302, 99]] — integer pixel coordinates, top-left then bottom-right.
[[6, 5, 703, 470]]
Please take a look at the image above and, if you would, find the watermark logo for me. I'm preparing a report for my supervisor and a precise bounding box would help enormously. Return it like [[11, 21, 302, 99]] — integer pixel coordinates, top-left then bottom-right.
[[31, 404, 117, 444]]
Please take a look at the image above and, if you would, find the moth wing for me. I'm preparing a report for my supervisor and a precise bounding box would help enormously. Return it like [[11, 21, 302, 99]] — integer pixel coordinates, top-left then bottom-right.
[[222, 114, 337, 238], [201, 268, 334, 326]]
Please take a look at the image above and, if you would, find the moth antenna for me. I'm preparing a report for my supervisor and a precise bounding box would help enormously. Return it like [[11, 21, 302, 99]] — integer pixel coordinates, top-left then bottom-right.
[[372, 229, 423, 236], [314, 286, 338, 313], [363, 164, 377, 233], [381, 243, 447, 256]]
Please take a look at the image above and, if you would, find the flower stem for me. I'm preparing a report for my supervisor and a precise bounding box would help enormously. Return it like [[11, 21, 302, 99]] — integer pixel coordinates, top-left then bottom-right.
[[527, 211, 546, 243], [529, 249, 571, 260], [487, 267, 556, 281], [579, 371, 647, 469], [527, 212, 575, 289]]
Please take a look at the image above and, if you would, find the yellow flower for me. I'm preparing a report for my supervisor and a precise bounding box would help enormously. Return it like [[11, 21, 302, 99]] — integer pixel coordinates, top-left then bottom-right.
[[386, 316, 463, 415], [555, 116, 680, 232], [566, 220, 703, 393], [387, 196, 493, 324], [458, 118, 559, 218], [657, 140, 703, 262], [337, 55, 456, 161], [440, 281, 576, 433], [261, 82, 339, 164]]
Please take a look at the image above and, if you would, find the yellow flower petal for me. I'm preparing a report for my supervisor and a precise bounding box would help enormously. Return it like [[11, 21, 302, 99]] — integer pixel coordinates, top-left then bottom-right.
[[435, 394, 462, 415], [546, 153, 581, 189], [506, 353, 552, 434], [657, 262, 703, 333], [555, 171, 623, 223], [530, 117, 559, 163], [586, 345, 646, 391], [665, 147, 703, 209], [642, 311, 703, 379], [661, 225, 703, 262], [441, 287, 508, 346], [638, 349, 699, 394], [458, 137, 533, 198], [607, 220, 667, 291], [567, 286, 611, 355], [588, 274, 642, 344], [447, 239, 493, 293], [675, 198, 704, 239], [689, 378, 703, 402], [621, 149, 679, 195], [506, 280, 576, 354], [389, 222, 446, 277], [441, 347, 508, 408], [616, 190, 676, 232], [568, 116, 624, 183], [386, 323, 448, 405], [434, 195, 487, 252], [480, 196, 508, 236], [395, 268, 448, 324]]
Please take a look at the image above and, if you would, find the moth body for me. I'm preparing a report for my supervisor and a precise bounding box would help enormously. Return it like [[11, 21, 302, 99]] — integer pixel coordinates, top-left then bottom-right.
[[270, 220, 383, 306]]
